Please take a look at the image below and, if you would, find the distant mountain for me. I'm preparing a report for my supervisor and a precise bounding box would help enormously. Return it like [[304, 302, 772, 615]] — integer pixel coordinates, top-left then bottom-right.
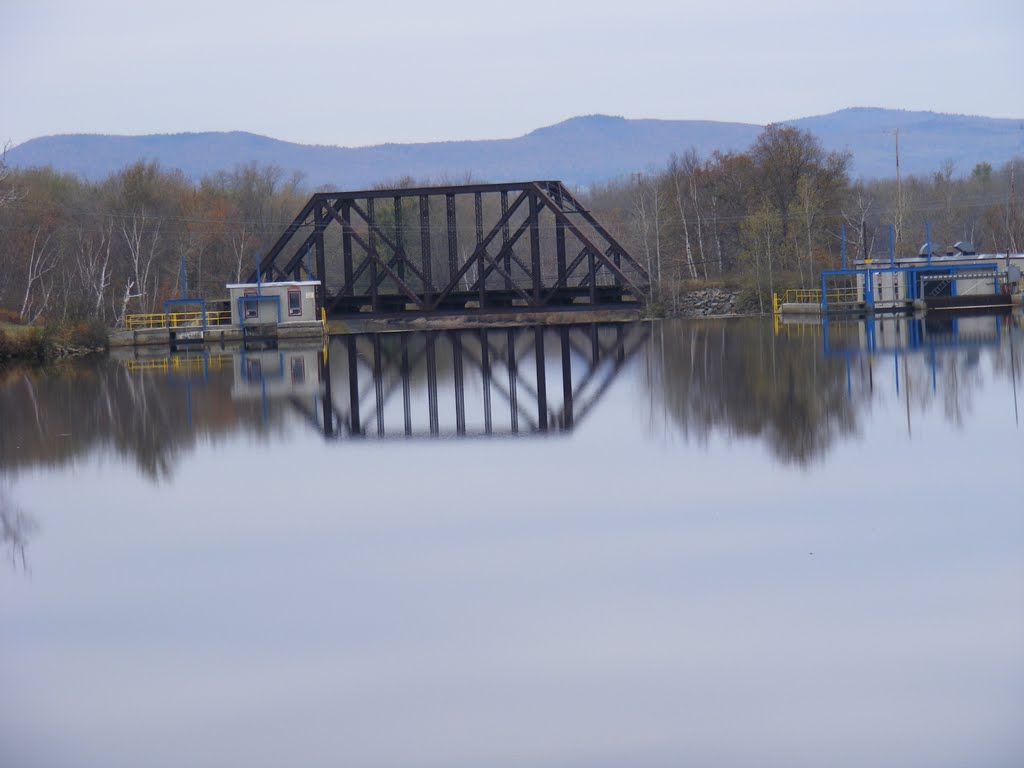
[[8, 108, 1023, 189], [790, 107, 1024, 179]]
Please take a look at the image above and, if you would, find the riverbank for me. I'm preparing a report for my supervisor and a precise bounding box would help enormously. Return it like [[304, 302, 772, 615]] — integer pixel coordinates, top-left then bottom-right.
[[0, 320, 107, 363]]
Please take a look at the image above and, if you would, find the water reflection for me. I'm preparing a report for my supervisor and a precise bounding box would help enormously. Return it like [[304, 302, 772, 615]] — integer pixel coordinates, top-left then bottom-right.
[[3, 317, 1023, 767], [0, 480, 34, 571], [0, 317, 1020, 478], [643, 319, 864, 464], [321, 325, 647, 438], [819, 312, 1020, 430]]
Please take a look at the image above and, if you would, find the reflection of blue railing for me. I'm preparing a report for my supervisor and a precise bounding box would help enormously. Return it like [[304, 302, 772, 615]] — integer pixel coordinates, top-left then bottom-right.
[[822, 313, 1003, 357], [822, 313, 1010, 400]]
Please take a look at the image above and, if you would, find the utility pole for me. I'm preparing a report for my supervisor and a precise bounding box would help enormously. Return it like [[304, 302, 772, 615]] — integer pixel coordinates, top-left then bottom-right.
[[894, 128, 904, 256]]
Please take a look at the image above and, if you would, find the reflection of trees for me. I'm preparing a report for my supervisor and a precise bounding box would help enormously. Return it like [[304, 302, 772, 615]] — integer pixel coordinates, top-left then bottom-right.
[[0, 479, 35, 571], [643, 319, 863, 464], [0, 359, 282, 481]]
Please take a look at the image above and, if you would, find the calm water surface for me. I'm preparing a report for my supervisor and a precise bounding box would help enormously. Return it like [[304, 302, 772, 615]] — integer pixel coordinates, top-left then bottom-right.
[[1, 316, 1022, 768]]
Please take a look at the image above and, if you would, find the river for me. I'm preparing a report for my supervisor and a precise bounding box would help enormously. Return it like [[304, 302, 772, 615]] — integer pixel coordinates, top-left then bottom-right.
[[1, 315, 1022, 767]]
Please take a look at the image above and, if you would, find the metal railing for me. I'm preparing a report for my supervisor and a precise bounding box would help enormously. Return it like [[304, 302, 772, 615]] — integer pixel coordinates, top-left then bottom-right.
[[125, 310, 233, 330], [773, 287, 863, 315], [776, 287, 860, 306], [125, 354, 231, 374]]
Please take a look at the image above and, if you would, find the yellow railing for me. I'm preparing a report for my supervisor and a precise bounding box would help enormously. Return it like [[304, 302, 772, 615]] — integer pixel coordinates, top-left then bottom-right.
[[125, 310, 232, 330], [125, 354, 231, 374], [774, 287, 861, 312]]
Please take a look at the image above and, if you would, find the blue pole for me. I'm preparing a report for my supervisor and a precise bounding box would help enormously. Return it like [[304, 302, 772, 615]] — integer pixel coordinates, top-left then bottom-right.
[[841, 224, 847, 270], [888, 224, 894, 266], [926, 222, 932, 265]]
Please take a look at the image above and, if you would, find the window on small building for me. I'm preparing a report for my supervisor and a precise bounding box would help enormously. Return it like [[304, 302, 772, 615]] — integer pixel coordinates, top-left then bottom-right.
[[288, 289, 302, 317], [291, 356, 305, 384], [244, 289, 258, 319]]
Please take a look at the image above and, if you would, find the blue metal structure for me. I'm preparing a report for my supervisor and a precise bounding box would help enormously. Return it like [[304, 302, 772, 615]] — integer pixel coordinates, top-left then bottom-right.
[[163, 298, 209, 328], [236, 295, 282, 324], [819, 262, 1001, 313]]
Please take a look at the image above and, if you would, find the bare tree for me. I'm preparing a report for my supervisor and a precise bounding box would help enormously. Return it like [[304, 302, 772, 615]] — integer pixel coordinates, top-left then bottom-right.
[[0, 142, 20, 209], [668, 154, 699, 281], [19, 227, 57, 321], [121, 215, 162, 313], [77, 217, 115, 318]]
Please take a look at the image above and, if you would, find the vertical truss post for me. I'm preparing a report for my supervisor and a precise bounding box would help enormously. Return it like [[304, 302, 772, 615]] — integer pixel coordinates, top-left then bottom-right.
[[588, 249, 597, 305], [501, 191, 511, 291], [535, 326, 548, 431], [373, 334, 384, 436], [314, 203, 327, 311], [475, 192, 485, 308], [420, 195, 432, 305], [446, 194, 458, 284], [452, 333, 466, 435], [320, 345, 334, 437], [529, 192, 542, 304], [368, 198, 379, 313], [560, 326, 573, 430], [426, 332, 439, 435], [347, 336, 361, 435], [555, 187, 567, 289], [401, 336, 412, 436], [341, 200, 354, 295], [507, 328, 519, 433], [480, 328, 492, 435], [394, 196, 405, 284]]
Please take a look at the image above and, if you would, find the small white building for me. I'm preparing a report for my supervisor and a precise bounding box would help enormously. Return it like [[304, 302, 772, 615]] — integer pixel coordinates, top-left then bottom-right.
[[226, 280, 321, 326]]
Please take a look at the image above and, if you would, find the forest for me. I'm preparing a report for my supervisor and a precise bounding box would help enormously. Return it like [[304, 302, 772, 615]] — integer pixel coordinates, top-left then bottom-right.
[[0, 124, 1021, 326]]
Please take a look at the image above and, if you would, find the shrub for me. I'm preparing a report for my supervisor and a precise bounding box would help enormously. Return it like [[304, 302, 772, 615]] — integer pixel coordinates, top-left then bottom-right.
[[0, 307, 24, 325], [0, 328, 47, 361]]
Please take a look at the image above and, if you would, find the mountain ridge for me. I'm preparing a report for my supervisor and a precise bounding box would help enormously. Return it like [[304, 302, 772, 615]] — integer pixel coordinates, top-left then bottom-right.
[[8, 108, 1023, 189]]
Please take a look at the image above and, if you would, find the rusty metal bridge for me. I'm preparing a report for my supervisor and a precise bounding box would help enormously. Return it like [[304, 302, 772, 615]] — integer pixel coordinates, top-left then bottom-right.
[[249, 181, 649, 317]]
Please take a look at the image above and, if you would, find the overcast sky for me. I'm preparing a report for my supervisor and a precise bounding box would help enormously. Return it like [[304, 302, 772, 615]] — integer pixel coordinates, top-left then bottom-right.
[[3, 0, 1022, 149]]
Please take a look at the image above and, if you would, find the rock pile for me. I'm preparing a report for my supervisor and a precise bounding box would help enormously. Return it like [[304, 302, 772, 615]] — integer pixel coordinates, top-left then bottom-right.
[[674, 288, 741, 317]]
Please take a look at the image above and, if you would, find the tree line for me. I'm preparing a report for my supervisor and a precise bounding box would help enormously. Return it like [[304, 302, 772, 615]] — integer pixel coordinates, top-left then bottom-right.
[[590, 126, 1024, 313], [1, 126, 1022, 325], [0, 159, 305, 325]]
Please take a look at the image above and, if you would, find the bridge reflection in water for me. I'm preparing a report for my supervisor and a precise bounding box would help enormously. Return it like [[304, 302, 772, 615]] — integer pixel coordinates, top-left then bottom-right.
[[236, 323, 648, 439]]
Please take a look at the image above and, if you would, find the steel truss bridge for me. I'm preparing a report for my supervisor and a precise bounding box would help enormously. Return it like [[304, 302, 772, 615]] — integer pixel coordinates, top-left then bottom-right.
[[250, 181, 650, 316], [291, 323, 649, 439]]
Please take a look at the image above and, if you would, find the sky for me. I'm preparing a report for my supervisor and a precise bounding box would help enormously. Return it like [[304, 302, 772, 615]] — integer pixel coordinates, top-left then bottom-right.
[[2, 0, 1023, 150]]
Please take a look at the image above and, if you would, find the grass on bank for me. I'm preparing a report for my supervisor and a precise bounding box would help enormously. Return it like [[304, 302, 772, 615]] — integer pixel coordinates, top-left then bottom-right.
[[0, 309, 108, 362]]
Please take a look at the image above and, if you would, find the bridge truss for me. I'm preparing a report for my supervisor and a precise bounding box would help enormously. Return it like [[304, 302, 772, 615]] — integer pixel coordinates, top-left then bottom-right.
[[250, 181, 650, 316]]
